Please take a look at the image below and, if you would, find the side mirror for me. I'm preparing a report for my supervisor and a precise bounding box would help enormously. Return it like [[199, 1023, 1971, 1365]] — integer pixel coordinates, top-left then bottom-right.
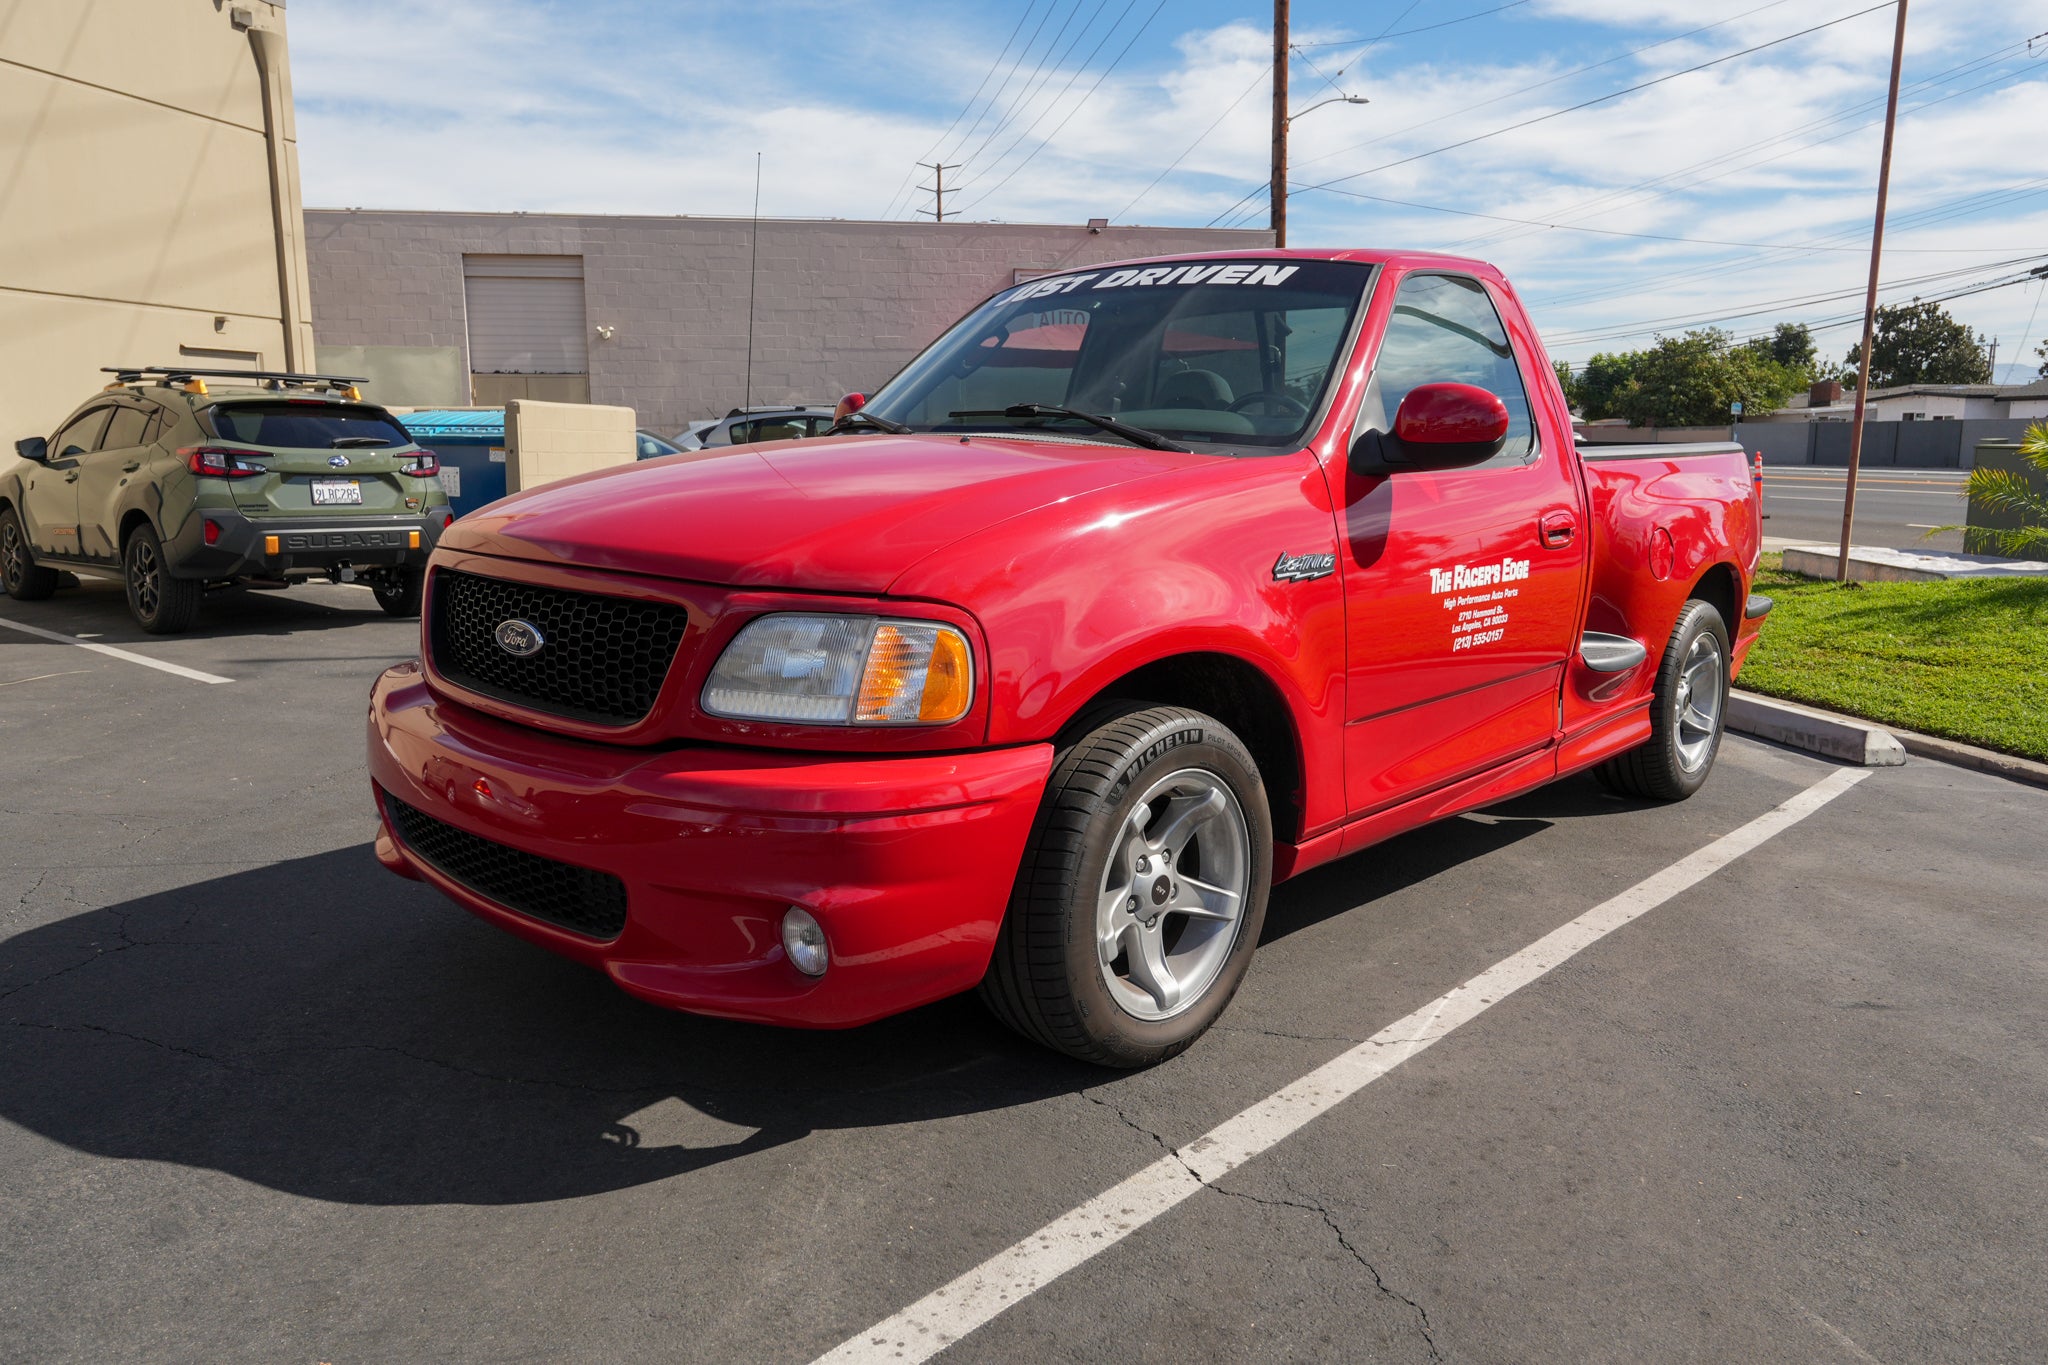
[[1350, 382, 1509, 474], [834, 392, 867, 422], [15, 436, 48, 463]]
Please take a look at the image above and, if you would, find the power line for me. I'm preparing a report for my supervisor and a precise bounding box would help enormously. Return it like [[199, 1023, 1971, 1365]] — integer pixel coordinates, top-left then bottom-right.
[[950, 0, 1097, 181], [951, 0, 1141, 195], [954, 0, 1170, 215], [879, 3, 1039, 219], [1292, 0, 1532, 49], [1290, 1, 1896, 198], [1205, 0, 1811, 230]]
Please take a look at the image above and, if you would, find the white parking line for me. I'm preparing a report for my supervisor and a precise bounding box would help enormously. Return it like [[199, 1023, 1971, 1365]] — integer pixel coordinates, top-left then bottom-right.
[[0, 615, 233, 685], [814, 766, 1872, 1364]]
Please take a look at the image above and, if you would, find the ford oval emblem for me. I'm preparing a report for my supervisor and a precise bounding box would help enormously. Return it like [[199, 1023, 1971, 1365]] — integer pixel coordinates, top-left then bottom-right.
[[327, 454, 351, 469], [494, 619, 545, 658]]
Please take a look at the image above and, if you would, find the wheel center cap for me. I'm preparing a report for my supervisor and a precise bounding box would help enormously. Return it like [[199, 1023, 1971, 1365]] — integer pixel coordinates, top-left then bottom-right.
[[1149, 875, 1172, 906]]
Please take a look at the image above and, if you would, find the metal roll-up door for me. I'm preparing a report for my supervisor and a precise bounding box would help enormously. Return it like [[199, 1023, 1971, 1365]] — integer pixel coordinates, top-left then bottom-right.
[[463, 256, 588, 374]]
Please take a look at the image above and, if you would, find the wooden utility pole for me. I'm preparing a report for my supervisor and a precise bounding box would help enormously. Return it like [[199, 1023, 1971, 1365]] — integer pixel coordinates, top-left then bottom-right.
[[1838, 0, 1910, 581], [917, 162, 962, 223], [1271, 0, 1290, 248]]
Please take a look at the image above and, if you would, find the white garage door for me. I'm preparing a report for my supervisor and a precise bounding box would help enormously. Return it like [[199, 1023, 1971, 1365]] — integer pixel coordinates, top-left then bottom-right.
[[462, 255, 588, 374]]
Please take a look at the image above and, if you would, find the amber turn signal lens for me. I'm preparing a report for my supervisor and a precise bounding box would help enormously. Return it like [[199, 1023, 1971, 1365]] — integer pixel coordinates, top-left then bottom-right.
[[917, 626, 972, 722], [853, 622, 973, 724]]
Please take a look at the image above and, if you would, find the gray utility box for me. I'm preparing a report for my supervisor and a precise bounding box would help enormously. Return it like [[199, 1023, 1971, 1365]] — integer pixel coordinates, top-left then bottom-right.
[[1967, 437, 2048, 561]]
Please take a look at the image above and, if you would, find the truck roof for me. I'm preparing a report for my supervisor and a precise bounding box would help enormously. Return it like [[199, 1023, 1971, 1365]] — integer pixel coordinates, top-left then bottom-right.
[[1037, 246, 1505, 280]]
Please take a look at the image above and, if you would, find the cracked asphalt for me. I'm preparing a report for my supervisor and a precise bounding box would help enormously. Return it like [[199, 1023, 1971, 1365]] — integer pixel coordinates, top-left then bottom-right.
[[3, 574, 2045, 1364]]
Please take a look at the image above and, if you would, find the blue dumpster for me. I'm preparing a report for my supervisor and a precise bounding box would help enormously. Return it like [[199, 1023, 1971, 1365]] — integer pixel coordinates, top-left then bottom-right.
[[397, 410, 506, 520]]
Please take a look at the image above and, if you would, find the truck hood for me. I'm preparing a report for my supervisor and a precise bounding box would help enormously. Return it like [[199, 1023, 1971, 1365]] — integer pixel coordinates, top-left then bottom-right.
[[439, 433, 1200, 594]]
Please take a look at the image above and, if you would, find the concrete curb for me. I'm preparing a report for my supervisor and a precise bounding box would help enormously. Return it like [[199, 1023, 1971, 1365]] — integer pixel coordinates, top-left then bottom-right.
[[1726, 691, 1905, 766], [1729, 690, 2048, 789]]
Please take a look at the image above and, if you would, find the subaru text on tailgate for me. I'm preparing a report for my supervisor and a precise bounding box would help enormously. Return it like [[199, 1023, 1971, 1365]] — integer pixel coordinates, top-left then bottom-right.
[[366, 250, 1768, 1066]]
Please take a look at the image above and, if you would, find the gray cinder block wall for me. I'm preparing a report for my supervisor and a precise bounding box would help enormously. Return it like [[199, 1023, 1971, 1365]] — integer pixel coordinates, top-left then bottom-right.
[[305, 211, 1273, 435]]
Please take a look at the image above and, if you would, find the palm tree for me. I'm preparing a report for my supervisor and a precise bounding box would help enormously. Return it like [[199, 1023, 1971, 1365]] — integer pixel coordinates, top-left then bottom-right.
[[1929, 422, 2048, 556]]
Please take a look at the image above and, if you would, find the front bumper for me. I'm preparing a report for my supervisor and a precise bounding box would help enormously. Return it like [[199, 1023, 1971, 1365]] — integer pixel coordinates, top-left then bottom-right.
[[367, 662, 1054, 1028], [170, 509, 444, 580]]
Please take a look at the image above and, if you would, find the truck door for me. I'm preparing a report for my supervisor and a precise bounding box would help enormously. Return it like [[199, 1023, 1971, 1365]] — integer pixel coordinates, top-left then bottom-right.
[[22, 406, 112, 557], [75, 403, 157, 562], [1334, 272, 1586, 817]]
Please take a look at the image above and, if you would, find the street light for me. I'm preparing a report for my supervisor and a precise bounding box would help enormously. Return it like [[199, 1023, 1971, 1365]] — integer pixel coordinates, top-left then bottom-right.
[[1271, 93, 1367, 249], [1291, 94, 1371, 120]]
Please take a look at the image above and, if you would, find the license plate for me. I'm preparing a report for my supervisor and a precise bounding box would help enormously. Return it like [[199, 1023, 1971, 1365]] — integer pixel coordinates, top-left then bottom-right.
[[311, 478, 363, 506]]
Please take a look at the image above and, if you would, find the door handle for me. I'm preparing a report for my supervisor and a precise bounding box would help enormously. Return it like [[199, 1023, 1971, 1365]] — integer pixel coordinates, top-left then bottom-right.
[[122, 462, 142, 472], [1539, 511, 1576, 547], [62, 471, 80, 483]]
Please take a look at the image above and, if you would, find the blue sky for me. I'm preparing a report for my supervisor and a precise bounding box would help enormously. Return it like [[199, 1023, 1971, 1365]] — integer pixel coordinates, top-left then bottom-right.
[[291, 1, 2048, 379]]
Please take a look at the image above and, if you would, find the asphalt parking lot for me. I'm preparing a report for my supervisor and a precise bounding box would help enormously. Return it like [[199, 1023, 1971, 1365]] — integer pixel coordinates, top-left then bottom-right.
[[3, 575, 2044, 1364]]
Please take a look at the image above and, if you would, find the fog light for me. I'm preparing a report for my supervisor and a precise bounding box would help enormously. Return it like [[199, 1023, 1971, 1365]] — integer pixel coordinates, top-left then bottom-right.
[[781, 906, 829, 977]]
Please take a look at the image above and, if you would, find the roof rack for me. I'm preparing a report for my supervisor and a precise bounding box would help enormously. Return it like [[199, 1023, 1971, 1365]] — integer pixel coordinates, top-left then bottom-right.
[[100, 366, 368, 397]]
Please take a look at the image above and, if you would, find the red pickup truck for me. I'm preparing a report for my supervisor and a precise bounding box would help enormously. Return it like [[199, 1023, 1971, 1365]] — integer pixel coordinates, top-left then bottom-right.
[[367, 250, 1767, 1067]]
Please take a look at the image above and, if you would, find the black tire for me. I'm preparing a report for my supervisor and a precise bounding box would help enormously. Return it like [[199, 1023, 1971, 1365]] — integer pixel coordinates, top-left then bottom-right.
[[981, 703, 1273, 1068], [123, 522, 201, 634], [1595, 599, 1730, 801], [0, 507, 59, 601], [372, 566, 425, 618]]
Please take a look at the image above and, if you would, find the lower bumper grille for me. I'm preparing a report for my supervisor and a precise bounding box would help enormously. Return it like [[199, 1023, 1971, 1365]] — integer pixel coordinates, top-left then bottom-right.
[[383, 791, 628, 941]]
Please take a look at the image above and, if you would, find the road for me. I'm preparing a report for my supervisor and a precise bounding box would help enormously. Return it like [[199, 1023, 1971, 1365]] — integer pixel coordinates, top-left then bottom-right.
[[1760, 466, 1970, 552], [2, 577, 2044, 1363]]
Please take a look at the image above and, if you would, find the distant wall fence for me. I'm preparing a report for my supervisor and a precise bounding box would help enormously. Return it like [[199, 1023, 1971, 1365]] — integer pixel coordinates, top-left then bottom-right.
[[1579, 419, 2037, 469]]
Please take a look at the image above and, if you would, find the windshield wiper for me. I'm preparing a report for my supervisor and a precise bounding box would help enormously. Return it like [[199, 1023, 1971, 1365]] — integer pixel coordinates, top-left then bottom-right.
[[824, 409, 912, 435], [947, 404, 1189, 453], [329, 436, 393, 448]]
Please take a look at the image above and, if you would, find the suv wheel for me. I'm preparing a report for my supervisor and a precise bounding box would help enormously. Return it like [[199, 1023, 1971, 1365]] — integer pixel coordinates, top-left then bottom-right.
[[1595, 599, 1730, 801], [124, 523, 201, 634], [1, 507, 60, 601], [371, 566, 424, 618], [981, 703, 1272, 1068]]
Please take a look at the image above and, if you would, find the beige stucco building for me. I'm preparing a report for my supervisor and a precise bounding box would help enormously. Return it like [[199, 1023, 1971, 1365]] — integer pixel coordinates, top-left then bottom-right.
[[1, 0, 314, 443]]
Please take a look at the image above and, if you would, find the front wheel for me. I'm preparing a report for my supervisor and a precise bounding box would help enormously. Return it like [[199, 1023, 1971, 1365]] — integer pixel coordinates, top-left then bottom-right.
[[1595, 599, 1729, 801], [981, 704, 1273, 1068], [124, 523, 201, 634], [1, 507, 59, 601]]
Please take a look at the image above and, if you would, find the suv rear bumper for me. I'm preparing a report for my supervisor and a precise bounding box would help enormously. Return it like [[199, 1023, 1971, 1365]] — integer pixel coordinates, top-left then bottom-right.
[[367, 662, 1054, 1028], [169, 509, 445, 579]]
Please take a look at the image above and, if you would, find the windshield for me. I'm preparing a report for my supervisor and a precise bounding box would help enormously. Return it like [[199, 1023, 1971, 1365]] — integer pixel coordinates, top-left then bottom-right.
[[864, 260, 1374, 451], [205, 402, 414, 450]]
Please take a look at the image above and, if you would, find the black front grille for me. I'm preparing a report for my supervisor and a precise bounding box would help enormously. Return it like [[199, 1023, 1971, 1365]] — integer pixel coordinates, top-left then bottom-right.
[[384, 791, 628, 940], [430, 569, 690, 725]]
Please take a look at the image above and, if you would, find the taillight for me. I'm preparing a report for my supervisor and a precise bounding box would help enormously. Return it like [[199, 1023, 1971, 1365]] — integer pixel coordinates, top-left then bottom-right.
[[181, 445, 266, 478], [202, 519, 221, 545], [443, 513, 455, 528], [403, 448, 440, 478]]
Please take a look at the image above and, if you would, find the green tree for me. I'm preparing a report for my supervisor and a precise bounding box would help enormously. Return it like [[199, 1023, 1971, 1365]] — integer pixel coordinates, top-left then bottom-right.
[[1927, 422, 2048, 556], [1612, 328, 1803, 428], [1843, 299, 1992, 388], [2035, 337, 2047, 380], [1745, 321, 1817, 372], [1573, 350, 1642, 421], [1553, 359, 1579, 411]]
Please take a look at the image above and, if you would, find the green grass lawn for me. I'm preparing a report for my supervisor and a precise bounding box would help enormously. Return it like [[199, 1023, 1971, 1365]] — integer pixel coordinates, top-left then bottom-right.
[[1737, 555, 2048, 762]]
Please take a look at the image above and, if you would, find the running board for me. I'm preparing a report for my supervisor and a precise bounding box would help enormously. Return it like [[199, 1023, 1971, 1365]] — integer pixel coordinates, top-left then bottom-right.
[[1580, 632, 1648, 673]]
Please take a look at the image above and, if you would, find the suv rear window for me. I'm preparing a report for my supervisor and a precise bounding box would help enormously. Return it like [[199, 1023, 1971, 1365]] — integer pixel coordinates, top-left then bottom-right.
[[206, 403, 412, 450]]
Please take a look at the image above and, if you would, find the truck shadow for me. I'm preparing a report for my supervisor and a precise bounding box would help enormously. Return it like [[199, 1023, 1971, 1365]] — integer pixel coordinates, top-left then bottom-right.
[[0, 780, 1635, 1207]]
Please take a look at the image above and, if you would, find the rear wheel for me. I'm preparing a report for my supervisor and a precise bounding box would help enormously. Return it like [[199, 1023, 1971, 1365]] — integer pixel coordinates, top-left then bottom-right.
[[1, 508, 59, 601], [981, 703, 1272, 1068], [123, 523, 201, 634], [371, 566, 425, 618], [1595, 599, 1729, 801]]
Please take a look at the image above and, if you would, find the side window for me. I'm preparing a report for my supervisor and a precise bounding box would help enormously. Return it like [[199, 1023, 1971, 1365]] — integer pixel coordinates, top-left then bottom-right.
[[1356, 274, 1536, 464], [51, 408, 113, 459], [101, 406, 152, 450]]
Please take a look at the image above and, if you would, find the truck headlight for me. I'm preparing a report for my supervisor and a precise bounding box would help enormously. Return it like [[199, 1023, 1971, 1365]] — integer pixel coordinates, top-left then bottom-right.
[[702, 614, 974, 725]]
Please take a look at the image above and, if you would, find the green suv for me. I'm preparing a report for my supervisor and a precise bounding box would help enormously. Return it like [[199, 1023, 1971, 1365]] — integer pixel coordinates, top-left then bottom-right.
[[2, 368, 451, 633]]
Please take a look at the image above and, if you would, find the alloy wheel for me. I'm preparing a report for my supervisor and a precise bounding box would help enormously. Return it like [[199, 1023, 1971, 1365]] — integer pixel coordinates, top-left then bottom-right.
[[1673, 631, 1726, 773], [1095, 768, 1252, 1021]]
